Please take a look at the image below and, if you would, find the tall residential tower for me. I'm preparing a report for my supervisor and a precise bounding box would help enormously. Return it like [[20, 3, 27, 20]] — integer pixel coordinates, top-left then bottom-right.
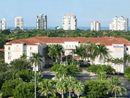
[[0, 18, 7, 30], [109, 16, 128, 31], [36, 14, 47, 30], [91, 21, 101, 31], [14, 16, 24, 30], [62, 13, 77, 30]]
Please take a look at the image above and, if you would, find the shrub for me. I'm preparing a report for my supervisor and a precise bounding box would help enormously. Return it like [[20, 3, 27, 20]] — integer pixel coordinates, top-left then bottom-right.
[[84, 80, 110, 98], [87, 65, 115, 75], [124, 67, 130, 81], [14, 82, 34, 98], [1, 78, 23, 98], [51, 64, 80, 77], [15, 70, 34, 82]]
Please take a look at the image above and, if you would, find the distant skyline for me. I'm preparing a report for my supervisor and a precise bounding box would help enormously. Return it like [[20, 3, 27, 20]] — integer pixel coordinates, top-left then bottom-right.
[[1, 0, 130, 27]]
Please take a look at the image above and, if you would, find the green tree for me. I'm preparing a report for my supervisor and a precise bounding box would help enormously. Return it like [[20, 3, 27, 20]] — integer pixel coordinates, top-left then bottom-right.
[[85, 43, 98, 61], [20, 53, 27, 60], [96, 45, 109, 63], [48, 44, 63, 63], [75, 43, 109, 64], [39, 79, 56, 98], [51, 64, 67, 78], [110, 58, 123, 65], [51, 64, 80, 78], [75, 44, 87, 60], [10, 59, 31, 71], [30, 53, 42, 98], [0, 61, 8, 73], [109, 77, 127, 98], [85, 80, 110, 98], [56, 78, 67, 98], [111, 85, 126, 98], [66, 76, 76, 98], [66, 64, 80, 76], [14, 82, 34, 98], [0, 70, 14, 89], [123, 54, 130, 67], [73, 81, 84, 98], [1, 78, 23, 98], [125, 67, 130, 81], [30, 53, 42, 70], [15, 70, 34, 82], [87, 64, 115, 75]]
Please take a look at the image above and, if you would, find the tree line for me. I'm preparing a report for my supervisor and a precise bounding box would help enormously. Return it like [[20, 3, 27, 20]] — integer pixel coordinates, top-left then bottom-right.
[[1, 29, 130, 49]]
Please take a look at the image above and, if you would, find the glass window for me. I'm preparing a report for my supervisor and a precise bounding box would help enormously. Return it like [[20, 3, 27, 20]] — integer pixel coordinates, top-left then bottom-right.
[[8, 47, 10, 50]]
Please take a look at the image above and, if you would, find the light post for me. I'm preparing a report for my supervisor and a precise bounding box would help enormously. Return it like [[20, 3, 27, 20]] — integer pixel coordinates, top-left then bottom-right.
[[31, 53, 43, 98], [33, 65, 38, 98]]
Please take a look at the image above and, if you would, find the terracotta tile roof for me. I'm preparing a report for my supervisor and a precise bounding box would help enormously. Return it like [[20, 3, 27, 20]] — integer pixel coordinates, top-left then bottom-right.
[[6, 36, 130, 46]]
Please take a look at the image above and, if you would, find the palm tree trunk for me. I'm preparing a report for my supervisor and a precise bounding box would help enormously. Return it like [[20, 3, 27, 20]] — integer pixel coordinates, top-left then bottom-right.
[[77, 94, 80, 98], [56, 58, 58, 63], [69, 92, 71, 98], [60, 53, 63, 64], [60, 56, 62, 64], [66, 56, 67, 65], [34, 70, 37, 98], [61, 93, 64, 98], [115, 92, 117, 98]]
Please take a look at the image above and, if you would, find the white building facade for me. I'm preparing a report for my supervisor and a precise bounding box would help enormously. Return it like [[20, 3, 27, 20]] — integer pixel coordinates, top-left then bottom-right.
[[109, 16, 128, 31], [36, 14, 47, 30], [4, 43, 46, 67], [14, 16, 24, 30], [62, 14, 77, 30], [91, 21, 101, 31], [4, 37, 130, 73], [0, 18, 7, 30]]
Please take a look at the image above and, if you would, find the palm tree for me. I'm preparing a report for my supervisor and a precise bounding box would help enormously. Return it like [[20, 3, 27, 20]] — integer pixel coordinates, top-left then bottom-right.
[[51, 64, 67, 78], [66, 76, 76, 98], [51, 63, 80, 79], [56, 78, 67, 98], [111, 85, 126, 98], [0, 92, 2, 98], [75, 43, 109, 64], [109, 77, 127, 98], [30, 53, 42, 98], [97, 70, 107, 81], [85, 43, 100, 63], [48, 44, 63, 63], [124, 54, 130, 67], [30, 53, 43, 70], [75, 44, 87, 60], [39, 79, 55, 98], [20, 53, 27, 60], [96, 44, 109, 63], [73, 81, 84, 98]]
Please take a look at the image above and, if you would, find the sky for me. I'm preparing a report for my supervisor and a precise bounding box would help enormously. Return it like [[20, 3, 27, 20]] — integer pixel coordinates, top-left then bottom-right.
[[1, 0, 130, 28]]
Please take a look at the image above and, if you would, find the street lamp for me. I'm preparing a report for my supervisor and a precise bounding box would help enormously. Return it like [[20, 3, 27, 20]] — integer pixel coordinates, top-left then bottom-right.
[[33, 65, 38, 98]]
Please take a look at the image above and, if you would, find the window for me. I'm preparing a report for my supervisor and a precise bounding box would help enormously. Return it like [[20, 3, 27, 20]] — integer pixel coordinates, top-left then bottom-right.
[[30, 47, 32, 50], [8, 52, 11, 60], [126, 47, 128, 51], [8, 47, 10, 50], [30, 52, 33, 57], [23, 49, 26, 54]]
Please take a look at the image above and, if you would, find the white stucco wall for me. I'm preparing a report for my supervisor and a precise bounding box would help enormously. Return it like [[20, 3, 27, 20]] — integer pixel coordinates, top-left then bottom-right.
[[63, 41, 79, 56], [4, 41, 128, 73], [4, 43, 46, 65]]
